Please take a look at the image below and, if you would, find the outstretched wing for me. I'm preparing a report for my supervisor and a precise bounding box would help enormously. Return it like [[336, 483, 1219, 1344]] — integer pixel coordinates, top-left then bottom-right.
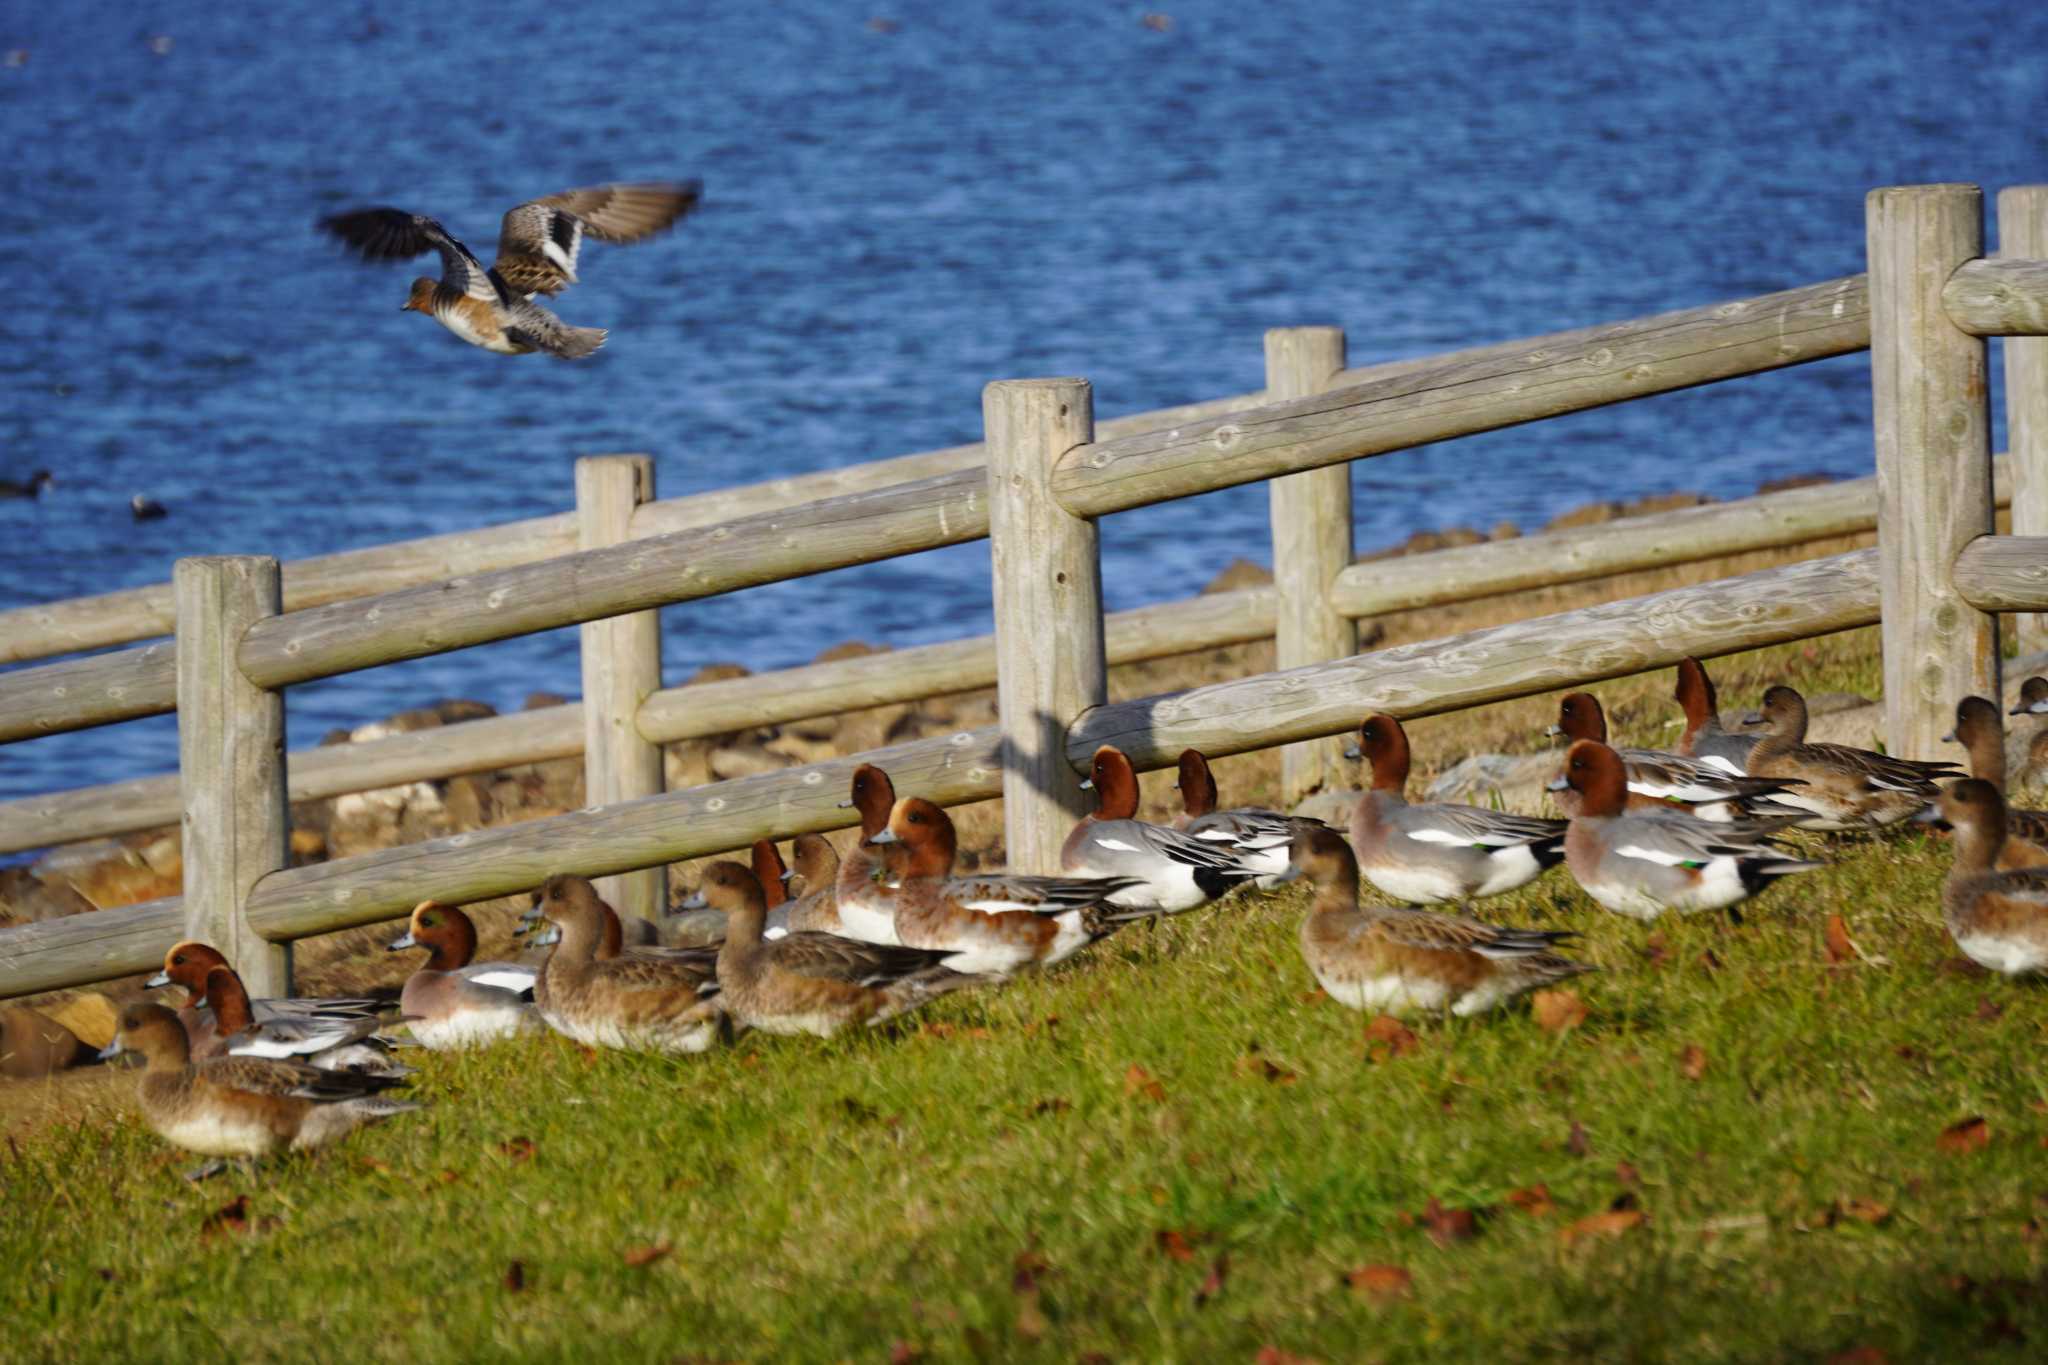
[[492, 180, 702, 297], [318, 207, 501, 305]]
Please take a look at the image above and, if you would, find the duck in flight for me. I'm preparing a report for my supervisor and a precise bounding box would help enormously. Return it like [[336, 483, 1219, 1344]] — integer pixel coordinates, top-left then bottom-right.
[[318, 181, 701, 359]]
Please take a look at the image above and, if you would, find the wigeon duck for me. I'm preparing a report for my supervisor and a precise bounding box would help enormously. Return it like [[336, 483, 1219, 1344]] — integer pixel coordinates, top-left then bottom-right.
[[0, 469, 52, 498], [781, 834, 846, 934], [103, 1002, 420, 1165], [530, 874, 725, 1054], [1547, 691, 1805, 822], [196, 966, 409, 1077], [146, 941, 381, 1055], [2011, 676, 2048, 719], [1345, 715, 1566, 906], [387, 901, 541, 1048], [1173, 748, 1332, 884], [873, 798, 1135, 975], [835, 764, 903, 944], [1061, 746, 1263, 913], [319, 181, 701, 358], [1550, 739, 1821, 920], [2007, 678, 2048, 787], [1674, 656, 1757, 775], [1943, 697, 2048, 869], [1936, 779, 2048, 975], [1738, 685, 1960, 830], [685, 862, 988, 1037], [1284, 828, 1591, 1017], [130, 494, 167, 521]]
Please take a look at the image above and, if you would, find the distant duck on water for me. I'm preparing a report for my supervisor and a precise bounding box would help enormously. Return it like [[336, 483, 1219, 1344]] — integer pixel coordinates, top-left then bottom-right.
[[1, 470, 52, 498], [131, 495, 167, 521]]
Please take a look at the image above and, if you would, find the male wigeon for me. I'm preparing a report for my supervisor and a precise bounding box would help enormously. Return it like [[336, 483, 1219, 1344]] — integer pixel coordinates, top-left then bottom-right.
[[1345, 714, 1566, 905], [146, 940, 381, 1056], [874, 798, 1136, 975], [835, 763, 904, 944], [1173, 748, 1332, 884], [1547, 691, 1805, 822], [319, 181, 701, 358], [685, 862, 988, 1036], [0, 469, 52, 499], [196, 966, 408, 1077], [1936, 779, 2048, 975], [1944, 697, 2048, 869], [1739, 685, 1960, 830], [1551, 739, 1821, 920], [1061, 746, 1262, 913], [103, 1002, 420, 1166], [530, 874, 725, 1054], [1673, 656, 1757, 775], [1285, 828, 1590, 1017], [387, 901, 541, 1048]]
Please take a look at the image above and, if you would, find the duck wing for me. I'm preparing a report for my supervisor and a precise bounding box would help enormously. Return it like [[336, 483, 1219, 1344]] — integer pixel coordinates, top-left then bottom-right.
[[318, 207, 503, 305], [492, 180, 702, 298]]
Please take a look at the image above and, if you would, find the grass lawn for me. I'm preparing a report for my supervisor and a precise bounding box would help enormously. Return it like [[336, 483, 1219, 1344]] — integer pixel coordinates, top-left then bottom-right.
[[5, 633, 2048, 1362]]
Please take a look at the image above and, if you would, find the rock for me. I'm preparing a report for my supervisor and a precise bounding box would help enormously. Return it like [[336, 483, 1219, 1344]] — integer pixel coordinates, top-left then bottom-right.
[[662, 909, 729, 949], [812, 641, 887, 665], [1544, 501, 1622, 531], [0, 868, 96, 925], [1622, 492, 1712, 517], [523, 691, 570, 711], [1437, 527, 1486, 549], [1293, 789, 1362, 827], [1489, 521, 1521, 541], [1421, 752, 1561, 815], [289, 828, 328, 860], [31, 839, 178, 909], [1756, 472, 1834, 495], [709, 744, 796, 781], [35, 991, 119, 1049], [0, 1006, 84, 1079], [1203, 558, 1273, 593]]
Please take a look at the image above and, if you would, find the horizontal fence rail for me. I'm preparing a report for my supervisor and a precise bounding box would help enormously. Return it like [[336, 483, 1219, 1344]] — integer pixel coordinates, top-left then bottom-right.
[[1951, 534, 2048, 611], [0, 550, 1882, 1000]]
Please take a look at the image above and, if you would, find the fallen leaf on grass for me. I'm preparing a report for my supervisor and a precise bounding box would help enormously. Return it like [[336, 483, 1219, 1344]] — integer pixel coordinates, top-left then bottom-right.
[[496, 1136, 536, 1164], [1937, 1116, 1991, 1154], [1696, 949, 1723, 973], [1195, 1253, 1229, 1305], [1506, 1185, 1556, 1217], [574, 1043, 600, 1066], [503, 1260, 526, 1292], [1614, 1160, 1640, 1186], [1531, 990, 1588, 1034], [1011, 1250, 1049, 1341], [1255, 1348, 1321, 1365], [1419, 1197, 1479, 1247], [1826, 1349, 1889, 1365], [1361, 1015, 1418, 1062], [435, 1169, 462, 1186], [888, 1343, 925, 1365], [1235, 1053, 1298, 1085], [1679, 1045, 1709, 1081], [1124, 1064, 1167, 1103], [1345, 1264, 1414, 1302], [1155, 1228, 1199, 1263], [622, 1240, 671, 1268], [199, 1195, 251, 1242], [1824, 915, 1856, 964], [1640, 932, 1670, 967], [1566, 1121, 1591, 1157], [1938, 956, 1989, 978], [1976, 997, 2005, 1023], [1030, 1097, 1072, 1117], [1559, 1207, 1645, 1247], [1831, 1197, 1892, 1226], [356, 1155, 392, 1174]]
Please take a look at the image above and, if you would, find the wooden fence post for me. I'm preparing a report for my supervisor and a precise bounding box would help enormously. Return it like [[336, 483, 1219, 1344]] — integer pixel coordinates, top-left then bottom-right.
[[986, 379, 1105, 872], [2001, 187, 2048, 658], [175, 556, 290, 995], [1266, 327, 1356, 803], [576, 454, 666, 921], [1868, 184, 1998, 761]]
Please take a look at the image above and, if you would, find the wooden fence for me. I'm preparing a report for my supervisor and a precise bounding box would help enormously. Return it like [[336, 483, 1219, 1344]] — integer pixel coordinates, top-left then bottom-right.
[[1, 182, 2044, 1001]]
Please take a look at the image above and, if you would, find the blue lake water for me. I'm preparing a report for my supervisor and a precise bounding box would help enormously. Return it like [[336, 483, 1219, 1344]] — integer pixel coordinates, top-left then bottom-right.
[[1, 0, 2044, 808]]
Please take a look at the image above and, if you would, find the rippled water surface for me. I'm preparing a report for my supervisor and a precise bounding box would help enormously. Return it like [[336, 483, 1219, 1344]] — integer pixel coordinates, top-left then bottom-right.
[[1, 0, 2044, 805]]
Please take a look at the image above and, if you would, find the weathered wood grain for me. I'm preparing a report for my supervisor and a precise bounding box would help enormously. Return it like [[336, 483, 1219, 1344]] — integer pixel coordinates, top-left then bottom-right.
[[1999, 190, 2048, 655], [1067, 551, 1882, 769], [576, 456, 666, 921], [1265, 327, 1357, 803], [1951, 535, 2048, 611], [1049, 274, 1872, 519], [1869, 184, 1999, 762], [1943, 255, 2048, 337], [0, 643, 176, 743], [0, 896, 182, 1001], [986, 379, 1106, 873], [175, 557, 291, 995]]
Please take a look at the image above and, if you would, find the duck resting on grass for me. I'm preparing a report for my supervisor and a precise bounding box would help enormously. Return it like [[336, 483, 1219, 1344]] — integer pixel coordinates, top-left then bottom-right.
[[1738, 684, 1960, 831], [1285, 827, 1590, 1018], [319, 181, 701, 358], [1933, 778, 2048, 977]]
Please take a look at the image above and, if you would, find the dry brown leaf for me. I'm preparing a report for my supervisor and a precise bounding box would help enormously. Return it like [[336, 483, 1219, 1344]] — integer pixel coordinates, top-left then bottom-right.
[[1679, 1044, 1708, 1081], [1236, 1053, 1298, 1085], [1531, 989, 1588, 1034], [1938, 1116, 1991, 1154], [1361, 1014, 1420, 1062], [1566, 1121, 1592, 1157], [1255, 1349, 1321, 1365], [503, 1260, 526, 1292], [1124, 1064, 1167, 1103], [1826, 1349, 1889, 1365], [1833, 1197, 1892, 1225], [1155, 1228, 1199, 1263], [496, 1136, 536, 1164], [1640, 931, 1670, 967], [1614, 1160, 1640, 1186], [1559, 1207, 1645, 1246], [1030, 1097, 1071, 1117], [1976, 997, 2006, 1023], [888, 1343, 925, 1365], [622, 1240, 672, 1268], [1013, 1290, 1048, 1342], [1695, 949, 1723, 973], [1506, 1184, 1556, 1217], [199, 1194, 251, 1243], [1345, 1264, 1414, 1302], [1195, 1253, 1229, 1305], [1419, 1197, 1479, 1247], [1823, 914, 1856, 964]]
